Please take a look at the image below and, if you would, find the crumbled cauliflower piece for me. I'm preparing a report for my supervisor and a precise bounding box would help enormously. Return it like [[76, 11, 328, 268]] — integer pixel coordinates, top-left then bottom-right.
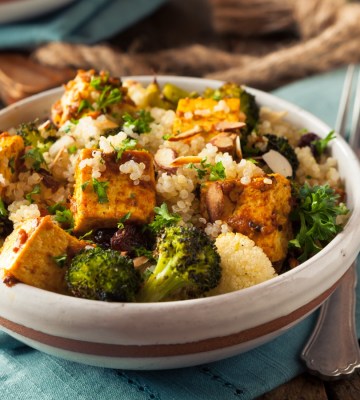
[[209, 232, 276, 295]]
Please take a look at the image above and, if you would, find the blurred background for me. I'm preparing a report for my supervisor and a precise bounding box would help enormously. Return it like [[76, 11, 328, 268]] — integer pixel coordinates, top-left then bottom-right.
[[0, 0, 359, 105]]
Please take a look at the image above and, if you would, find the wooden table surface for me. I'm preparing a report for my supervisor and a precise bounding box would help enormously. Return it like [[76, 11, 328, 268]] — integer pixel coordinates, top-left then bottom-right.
[[0, 0, 359, 398]]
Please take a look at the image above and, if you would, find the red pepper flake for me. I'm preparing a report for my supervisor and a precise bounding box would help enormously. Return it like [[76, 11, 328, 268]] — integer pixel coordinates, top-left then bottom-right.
[[12, 229, 28, 253]]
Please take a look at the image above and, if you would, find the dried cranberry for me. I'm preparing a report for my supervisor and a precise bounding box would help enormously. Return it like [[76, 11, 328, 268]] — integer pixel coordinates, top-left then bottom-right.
[[110, 225, 145, 253], [93, 228, 117, 249], [297, 133, 320, 156]]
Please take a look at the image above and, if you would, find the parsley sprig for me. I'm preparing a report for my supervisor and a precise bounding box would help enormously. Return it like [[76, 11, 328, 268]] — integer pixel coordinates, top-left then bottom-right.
[[89, 74, 123, 112], [289, 183, 349, 262], [312, 130, 336, 156], [82, 178, 109, 204], [97, 87, 122, 112], [148, 203, 181, 233], [48, 202, 74, 232], [117, 212, 131, 229], [0, 198, 8, 217], [53, 254, 68, 268], [188, 158, 226, 181], [112, 138, 137, 160], [23, 148, 47, 171], [25, 184, 41, 204], [123, 110, 154, 134]]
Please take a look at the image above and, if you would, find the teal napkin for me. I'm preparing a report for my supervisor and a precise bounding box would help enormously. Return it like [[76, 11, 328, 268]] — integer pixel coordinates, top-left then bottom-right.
[[0, 0, 167, 49], [0, 67, 359, 400]]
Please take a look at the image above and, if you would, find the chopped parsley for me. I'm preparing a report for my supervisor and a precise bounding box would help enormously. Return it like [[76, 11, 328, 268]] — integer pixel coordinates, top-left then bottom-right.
[[117, 212, 131, 229], [311, 130, 336, 156], [113, 137, 138, 160], [188, 158, 226, 181], [48, 202, 74, 232], [148, 203, 181, 233], [78, 99, 93, 114], [123, 110, 154, 134], [23, 148, 47, 171], [98, 87, 122, 111], [78, 230, 94, 241], [83, 178, 109, 204], [67, 144, 78, 154], [25, 184, 41, 204], [9, 157, 15, 174], [0, 198, 8, 217], [53, 254, 68, 268]]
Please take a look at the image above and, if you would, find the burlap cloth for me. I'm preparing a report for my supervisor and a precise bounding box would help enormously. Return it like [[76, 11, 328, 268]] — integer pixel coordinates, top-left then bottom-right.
[[1, 0, 360, 104]]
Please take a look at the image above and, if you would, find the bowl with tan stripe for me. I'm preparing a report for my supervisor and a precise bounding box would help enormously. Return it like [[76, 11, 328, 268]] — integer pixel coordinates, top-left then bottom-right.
[[0, 76, 359, 370]]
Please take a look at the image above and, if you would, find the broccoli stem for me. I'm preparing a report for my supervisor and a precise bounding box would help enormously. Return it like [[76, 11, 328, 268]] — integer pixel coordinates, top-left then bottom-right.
[[138, 253, 186, 302]]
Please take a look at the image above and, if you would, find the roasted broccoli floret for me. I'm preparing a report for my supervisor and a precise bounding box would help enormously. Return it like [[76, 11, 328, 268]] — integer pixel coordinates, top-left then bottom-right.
[[16, 121, 55, 151], [137, 226, 221, 302], [66, 247, 142, 302], [263, 134, 299, 177], [204, 82, 259, 136]]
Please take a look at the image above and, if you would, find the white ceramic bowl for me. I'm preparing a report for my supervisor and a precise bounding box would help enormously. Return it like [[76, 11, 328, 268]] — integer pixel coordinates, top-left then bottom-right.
[[0, 76, 359, 370]]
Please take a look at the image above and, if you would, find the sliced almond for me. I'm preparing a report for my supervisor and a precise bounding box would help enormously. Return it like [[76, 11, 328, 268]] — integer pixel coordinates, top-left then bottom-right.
[[48, 135, 75, 158], [49, 146, 65, 169], [154, 147, 178, 173], [168, 125, 202, 141], [215, 121, 246, 131], [206, 182, 225, 222], [235, 135, 243, 159], [210, 132, 236, 154], [94, 116, 119, 130], [170, 155, 203, 167], [262, 149, 293, 177], [133, 256, 150, 269]]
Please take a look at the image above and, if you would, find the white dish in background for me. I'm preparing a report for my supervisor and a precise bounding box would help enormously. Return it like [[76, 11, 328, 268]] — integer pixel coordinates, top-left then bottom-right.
[[0, 76, 359, 370], [0, 0, 75, 24]]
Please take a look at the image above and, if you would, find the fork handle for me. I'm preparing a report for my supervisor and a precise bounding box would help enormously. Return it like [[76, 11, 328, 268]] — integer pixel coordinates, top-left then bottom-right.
[[301, 262, 360, 380]]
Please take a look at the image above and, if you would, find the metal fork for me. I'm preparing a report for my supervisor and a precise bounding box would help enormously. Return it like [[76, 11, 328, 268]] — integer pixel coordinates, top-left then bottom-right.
[[301, 65, 360, 380]]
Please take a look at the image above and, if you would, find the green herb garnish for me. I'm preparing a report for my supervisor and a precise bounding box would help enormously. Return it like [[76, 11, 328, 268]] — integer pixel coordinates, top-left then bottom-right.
[[188, 158, 226, 181], [92, 178, 109, 203], [0, 198, 8, 217], [113, 138, 138, 160], [117, 212, 131, 229], [311, 130, 336, 156], [78, 230, 94, 241], [123, 110, 154, 134], [148, 203, 181, 233], [289, 183, 349, 262], [97, 87, 122, 112], [25, 184, 41, 204], [48, 202, 74, 232], [53, 254, 68, 268], [23, 148, 47, 171], [78, 99, 93, 114]]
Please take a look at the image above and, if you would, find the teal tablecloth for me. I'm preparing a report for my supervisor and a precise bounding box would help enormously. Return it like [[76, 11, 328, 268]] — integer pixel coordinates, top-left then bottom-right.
[[1, 67, 359, 399], [0, 0, 167, 49]]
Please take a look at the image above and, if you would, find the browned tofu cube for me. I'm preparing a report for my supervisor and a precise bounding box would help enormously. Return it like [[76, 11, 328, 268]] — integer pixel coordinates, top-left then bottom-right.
[[0, 216, 86, 294], [0, 133, 24, 195], [171, 97, 244, 143], [71, 149, 156, 233], [200, 173, 292, 266]]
